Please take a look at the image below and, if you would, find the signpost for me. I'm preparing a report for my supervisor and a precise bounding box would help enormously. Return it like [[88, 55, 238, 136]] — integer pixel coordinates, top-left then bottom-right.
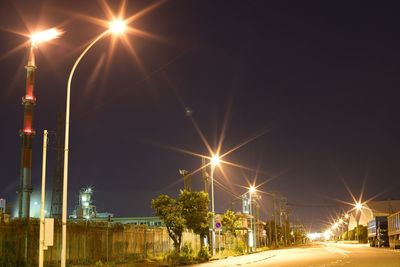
[[215, 215, 222, 254]]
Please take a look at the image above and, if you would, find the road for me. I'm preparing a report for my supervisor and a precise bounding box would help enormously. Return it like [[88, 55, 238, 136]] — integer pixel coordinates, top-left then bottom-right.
[[194, 242, 400, 267]]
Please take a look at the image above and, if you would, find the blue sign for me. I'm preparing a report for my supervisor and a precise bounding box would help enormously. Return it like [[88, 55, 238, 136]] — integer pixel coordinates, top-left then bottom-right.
[[215, 222, 221, 229]]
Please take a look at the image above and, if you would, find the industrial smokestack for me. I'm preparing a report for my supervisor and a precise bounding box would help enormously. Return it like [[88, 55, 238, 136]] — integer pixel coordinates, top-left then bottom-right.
[[18, 45, 37, 218]]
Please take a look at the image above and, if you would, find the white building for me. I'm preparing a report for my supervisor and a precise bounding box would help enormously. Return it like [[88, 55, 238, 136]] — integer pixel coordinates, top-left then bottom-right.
[[348, 200, 400, 229]]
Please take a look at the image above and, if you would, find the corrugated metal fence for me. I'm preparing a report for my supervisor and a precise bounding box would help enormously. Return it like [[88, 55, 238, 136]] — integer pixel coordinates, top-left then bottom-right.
[[0, 220, 200, 265]]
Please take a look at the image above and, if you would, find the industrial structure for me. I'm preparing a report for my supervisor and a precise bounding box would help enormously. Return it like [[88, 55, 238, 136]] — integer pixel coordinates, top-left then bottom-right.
[[70, 187, 113, 220], [18, 44, 37, 218], [50, 113, 65, 219], [70, 187, 97, 219]]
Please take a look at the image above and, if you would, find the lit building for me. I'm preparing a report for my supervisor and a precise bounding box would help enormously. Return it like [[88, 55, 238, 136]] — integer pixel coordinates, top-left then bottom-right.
[[70, 187, 113, 220]]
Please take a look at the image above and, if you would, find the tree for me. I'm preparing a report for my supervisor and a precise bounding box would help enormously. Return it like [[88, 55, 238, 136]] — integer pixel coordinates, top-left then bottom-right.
[[222, 210, 240, 237], [179, 190, 210, 247], [152, 195, 185, 252]]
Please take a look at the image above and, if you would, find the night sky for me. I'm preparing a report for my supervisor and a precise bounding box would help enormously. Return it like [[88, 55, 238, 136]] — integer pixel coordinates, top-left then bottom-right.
[[1, 0, 400, 231]]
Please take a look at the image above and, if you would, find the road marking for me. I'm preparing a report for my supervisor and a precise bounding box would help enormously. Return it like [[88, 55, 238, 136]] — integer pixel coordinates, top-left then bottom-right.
[[323, 244, 350, 255], [235, 254, 276, 266]]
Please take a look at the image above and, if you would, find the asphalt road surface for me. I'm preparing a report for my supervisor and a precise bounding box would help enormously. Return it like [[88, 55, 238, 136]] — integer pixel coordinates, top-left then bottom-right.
[[194, 242, 400, 267]]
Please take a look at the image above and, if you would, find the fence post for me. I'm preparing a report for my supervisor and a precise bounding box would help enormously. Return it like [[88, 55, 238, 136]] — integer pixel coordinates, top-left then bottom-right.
[[143, 227, 147, 258], [153, 230, 155, 258]]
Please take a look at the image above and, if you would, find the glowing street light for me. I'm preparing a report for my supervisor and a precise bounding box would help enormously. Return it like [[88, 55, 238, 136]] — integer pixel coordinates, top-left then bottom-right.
[[61, 20, 127, 267], [211, 154, 220, 166], [355, 202, 363, 211], [109, 19, 126, 34], [249, 186, 256, 194], [30, 28, 62, 45]]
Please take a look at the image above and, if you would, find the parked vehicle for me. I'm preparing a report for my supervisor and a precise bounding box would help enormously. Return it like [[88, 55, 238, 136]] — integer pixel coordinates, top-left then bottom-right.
[[388, 212, 400, 249], [367, 216, 389, 247]]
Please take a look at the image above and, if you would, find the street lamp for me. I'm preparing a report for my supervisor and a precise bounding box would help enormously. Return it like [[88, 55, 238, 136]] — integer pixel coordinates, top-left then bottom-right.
[[31, 28, 63, 45], [61, 20, 126, 267], [210, 154, 220, 256], [249, 186, 256, 251]]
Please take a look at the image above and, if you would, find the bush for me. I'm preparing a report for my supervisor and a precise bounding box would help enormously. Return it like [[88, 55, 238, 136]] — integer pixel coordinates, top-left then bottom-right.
[[179, 242, 195, 265], [181, 242, 194, 258], [196, 246, 210, 262], [164, 244, 198, 266], [235, 239, 246, 254]]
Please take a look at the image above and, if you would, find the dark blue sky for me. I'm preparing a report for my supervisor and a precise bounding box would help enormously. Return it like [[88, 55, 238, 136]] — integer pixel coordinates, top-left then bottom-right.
[[1, 0, 400, 231]]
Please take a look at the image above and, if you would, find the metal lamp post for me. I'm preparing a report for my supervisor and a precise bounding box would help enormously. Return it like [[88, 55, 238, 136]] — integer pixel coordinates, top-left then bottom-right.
[[355, 202, 362, 243], [249, 186, 256, 251], [210, 155, 220, 256], [61, 20, 126, 267]]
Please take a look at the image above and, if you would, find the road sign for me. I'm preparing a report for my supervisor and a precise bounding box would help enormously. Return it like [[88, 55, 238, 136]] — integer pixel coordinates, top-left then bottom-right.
[[215, 214, 222, 229]]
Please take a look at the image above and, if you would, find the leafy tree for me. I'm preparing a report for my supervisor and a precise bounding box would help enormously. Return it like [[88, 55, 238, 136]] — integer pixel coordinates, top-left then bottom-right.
[[222, 210, 240, 237], [179, 190, 210, 247], [354, 225, 368, 243], [348, 229, 355, 240], [152, 195, 185, 252]]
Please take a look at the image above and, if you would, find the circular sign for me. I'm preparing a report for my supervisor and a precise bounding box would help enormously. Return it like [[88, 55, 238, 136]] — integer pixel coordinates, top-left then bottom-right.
[[215, 222, 222, 229]]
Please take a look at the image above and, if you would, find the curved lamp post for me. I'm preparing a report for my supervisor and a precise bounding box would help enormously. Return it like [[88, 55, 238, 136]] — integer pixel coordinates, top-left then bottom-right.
[[61, 20, 126, 267]]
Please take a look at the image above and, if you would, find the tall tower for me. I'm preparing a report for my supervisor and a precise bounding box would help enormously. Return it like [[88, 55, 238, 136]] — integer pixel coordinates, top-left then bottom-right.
[[18, 45, 36, 218], [50, 113, 65, 219]]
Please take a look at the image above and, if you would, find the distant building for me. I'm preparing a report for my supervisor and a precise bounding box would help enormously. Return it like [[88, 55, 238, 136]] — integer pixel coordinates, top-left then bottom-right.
[[0, 199, 5, 213], [0, 198, 10, 223], [71, 216, 164, 227], [70, 187, 113, 220], [69, 186, 163, 227], [109, 216, 164, 227]]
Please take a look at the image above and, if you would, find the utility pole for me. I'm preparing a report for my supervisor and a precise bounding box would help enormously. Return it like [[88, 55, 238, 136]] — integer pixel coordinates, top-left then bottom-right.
[[268, 217, 272, 246], [272, 192, 278, 247], [38, 130, 48, 267], [281, 198, 288, 246]]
